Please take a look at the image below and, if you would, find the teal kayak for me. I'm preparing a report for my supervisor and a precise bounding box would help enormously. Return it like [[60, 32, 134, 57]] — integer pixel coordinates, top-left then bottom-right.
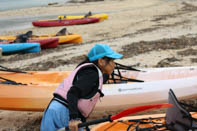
[[0, 43, 41, 54]]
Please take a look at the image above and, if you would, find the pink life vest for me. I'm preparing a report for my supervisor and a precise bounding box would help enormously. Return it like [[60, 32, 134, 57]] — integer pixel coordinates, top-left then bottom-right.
[[54, 63, 103, 118]]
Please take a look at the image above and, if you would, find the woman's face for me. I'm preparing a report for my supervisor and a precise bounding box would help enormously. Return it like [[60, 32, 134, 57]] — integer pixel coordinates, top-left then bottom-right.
[[98, 58, 115, 75]]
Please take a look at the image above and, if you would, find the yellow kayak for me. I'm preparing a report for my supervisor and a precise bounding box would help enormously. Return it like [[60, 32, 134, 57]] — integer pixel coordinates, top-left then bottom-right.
[[39, 12, 108, 21], [0, 34, 82, 44], [31, 34, 82, 44], [58, 13, 108, 21]]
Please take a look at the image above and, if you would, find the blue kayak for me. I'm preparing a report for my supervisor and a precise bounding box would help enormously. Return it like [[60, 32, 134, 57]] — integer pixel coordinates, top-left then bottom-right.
[[0, 43, 41, 54]]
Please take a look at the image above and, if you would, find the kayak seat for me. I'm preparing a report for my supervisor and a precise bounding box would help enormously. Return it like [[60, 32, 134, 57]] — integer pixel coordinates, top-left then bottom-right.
[[56, 28, 67, 36], [165, 89, 197, 131], [14, 31, 33, 43], [84, 11, 92, 18]]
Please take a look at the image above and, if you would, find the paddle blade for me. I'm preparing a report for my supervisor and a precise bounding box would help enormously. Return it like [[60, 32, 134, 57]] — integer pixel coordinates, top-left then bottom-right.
[[110, 104, 172, 120]]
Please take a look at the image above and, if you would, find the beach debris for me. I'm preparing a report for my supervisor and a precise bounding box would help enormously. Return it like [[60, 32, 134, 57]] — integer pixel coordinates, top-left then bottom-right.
[[48, 2, 58, 6], [155, 57, 181, 67]]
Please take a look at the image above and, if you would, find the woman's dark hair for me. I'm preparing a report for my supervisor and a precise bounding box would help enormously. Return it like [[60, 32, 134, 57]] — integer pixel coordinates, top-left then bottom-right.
[[102, 57, 113, 63], [77, 56, 113, 67]]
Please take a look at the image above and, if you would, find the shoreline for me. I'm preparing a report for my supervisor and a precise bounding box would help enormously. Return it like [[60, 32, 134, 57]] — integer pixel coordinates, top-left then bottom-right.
[[0, 0, 67, 12], [1, 0, 197, 70], [0, 0, 115, 34]]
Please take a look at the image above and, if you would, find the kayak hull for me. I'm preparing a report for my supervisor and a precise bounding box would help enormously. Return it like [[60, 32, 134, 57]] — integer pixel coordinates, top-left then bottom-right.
[[92, 113, 197, 131], [0, 84, 56, 111], [58, 13, 108, 21], [32, 18, 100, 27], [0, 34, 82, 44], [94, 76, 197, 112], [32, 34, 82, 44], [28, 38, 59, 49], [0, 43, 41, 54], [1, 66, 197, 112], [0, 71, 71, 85], [0, 38, 58, 49], [0, 66, 197, 85], [0, 76, 197, 112]]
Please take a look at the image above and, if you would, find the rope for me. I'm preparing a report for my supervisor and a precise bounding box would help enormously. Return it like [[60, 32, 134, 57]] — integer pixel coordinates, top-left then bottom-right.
[[0, 65, 27, 74], [0, 76, 26, 85], [107, 62, 144, 84]]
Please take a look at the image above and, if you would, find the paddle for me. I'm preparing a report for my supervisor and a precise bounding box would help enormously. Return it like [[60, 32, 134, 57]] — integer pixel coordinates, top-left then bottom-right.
[[57, 104, 172, 130], [79, 104, 171, 127]]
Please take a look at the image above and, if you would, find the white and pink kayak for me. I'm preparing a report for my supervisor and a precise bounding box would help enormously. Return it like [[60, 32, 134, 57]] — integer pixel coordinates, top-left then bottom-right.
[[117, 66, 197, 82], [95, 76, 197, 112], [0, 66, 197, 112], [0, 66, 197, 85]]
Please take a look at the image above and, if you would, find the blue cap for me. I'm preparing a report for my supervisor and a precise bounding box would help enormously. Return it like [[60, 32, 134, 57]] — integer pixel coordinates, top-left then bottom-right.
[[88, 44, 123, 61]]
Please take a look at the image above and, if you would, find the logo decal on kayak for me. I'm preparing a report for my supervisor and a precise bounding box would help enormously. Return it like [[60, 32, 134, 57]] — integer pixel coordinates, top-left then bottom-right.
[[118, 87, 142, 92], [64, 21, 70, 24]]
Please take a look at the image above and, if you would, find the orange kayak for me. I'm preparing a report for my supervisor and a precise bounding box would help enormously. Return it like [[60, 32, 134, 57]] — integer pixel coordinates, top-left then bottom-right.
[[0, 84, 56, 111], [0, 71, 71, 86], [0, 66, 197, 85], [1, 66, 197, 112], [1, 76, 197, 112], [92, 113, 197, 131]]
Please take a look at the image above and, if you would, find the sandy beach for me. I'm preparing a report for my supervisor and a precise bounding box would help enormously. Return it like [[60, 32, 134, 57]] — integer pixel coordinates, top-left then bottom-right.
[[0, 0, 197, 130]]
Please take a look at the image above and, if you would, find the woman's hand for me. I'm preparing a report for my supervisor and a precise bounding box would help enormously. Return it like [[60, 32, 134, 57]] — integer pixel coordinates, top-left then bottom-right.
[[69, 120, 82, 131]]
